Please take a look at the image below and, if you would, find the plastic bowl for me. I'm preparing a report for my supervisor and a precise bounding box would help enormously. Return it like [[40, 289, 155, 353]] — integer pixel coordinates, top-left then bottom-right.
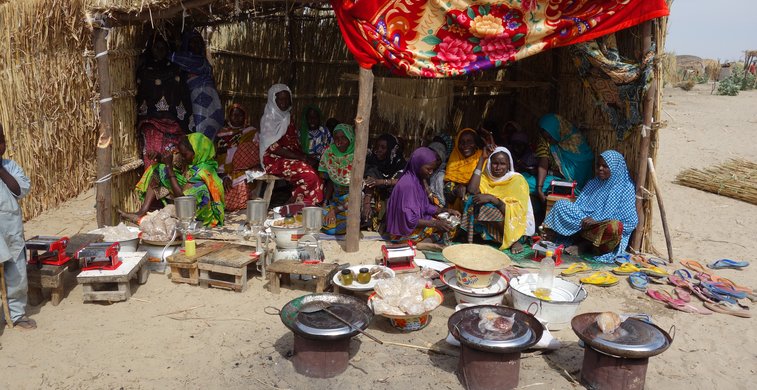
[[367, 289, 443, 331]]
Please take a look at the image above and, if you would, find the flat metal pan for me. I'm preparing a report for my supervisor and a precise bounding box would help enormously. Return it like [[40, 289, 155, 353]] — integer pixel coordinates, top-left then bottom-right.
[[280, 293, 373, 340], [448, 305, 543, 354], [572, 312, 673, 359]]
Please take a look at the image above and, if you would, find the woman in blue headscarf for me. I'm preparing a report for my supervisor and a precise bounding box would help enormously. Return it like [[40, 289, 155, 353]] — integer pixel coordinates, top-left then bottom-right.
[[523, 114, 594, 203], [543, 150, 638, 263]]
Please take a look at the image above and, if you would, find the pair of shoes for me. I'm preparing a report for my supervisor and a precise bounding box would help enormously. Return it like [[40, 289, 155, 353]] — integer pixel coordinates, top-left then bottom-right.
[[646, 288, 712, 315], [580, 271, 619, 287], [13, 316, 37, 330]]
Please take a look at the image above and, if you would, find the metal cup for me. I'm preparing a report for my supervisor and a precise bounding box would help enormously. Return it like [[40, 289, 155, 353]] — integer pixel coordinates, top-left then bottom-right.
[[174, 196, 196, 222], [301, 206, 323, 232], [246, 199, 268, 226]]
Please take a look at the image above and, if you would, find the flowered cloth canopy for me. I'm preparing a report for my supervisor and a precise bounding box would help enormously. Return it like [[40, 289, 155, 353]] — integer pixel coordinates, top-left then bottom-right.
[[331, 0, 669, 78]]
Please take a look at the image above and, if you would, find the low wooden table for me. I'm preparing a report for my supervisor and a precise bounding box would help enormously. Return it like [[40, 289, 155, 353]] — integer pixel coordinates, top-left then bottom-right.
[[76, 252, 148, 303], [266, 261, 338, 294], [197, 244, 258, 292], [166, 242, 228, 285]]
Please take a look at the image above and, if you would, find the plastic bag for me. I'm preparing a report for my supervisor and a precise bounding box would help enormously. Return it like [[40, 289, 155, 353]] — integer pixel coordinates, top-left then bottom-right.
[[477, 308, 515, 334]]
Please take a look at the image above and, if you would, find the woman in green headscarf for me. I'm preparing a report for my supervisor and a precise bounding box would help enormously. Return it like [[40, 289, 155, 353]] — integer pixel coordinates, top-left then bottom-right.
[[300, 104, 333, 166], [318, 123, 354, 235], [121, 133, 225, 227]]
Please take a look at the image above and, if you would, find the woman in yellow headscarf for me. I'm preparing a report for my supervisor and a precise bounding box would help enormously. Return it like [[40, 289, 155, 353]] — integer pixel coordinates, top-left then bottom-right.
[[443, 128, 482, 209], [460, 146, 534, 253]]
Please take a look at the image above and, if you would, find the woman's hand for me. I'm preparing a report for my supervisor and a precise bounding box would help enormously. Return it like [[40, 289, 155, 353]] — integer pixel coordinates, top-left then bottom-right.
[[536, 189, 547, 204], [443, 208, 461, 218], [432, 218, 454, 232], [160, 150, 174, 167], [482, 143, 496, 159], [473, 194, 497, 205], [364, 177, 378, 188], [222, 176, 233, 192], [581, 217, 597, 229], [324, 208, 337, 226]]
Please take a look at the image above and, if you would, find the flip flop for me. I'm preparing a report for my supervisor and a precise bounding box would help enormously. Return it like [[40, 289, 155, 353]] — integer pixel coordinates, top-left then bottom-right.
[[709, 274, 753, 294], [612, 263, 641, 275], [641, 266, 669, 278], [707, 259, 749, 270], [681, 259, 709, 275], [701, 281, 748, 299], [704, 301, 752, 318], [667, 274, 689, 288], [647, 288, 712, 315], [614, 253, 631, 265], [580, 271, 619, 287], [628, 272, 649, 291], [698, 284, 737, 304], [674, 286, 692, 303], [673, 269, 694, 281], [561, 262, 591, 276]]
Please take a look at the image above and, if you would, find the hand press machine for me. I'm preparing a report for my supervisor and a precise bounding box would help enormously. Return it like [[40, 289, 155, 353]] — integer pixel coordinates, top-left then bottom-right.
[[76, 242, 122, 271], [380, 241, 418, 273], [26, 236, 71, 268]]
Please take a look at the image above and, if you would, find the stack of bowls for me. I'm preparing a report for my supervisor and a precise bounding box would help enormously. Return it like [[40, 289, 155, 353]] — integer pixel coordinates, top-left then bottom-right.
[[440, 244, 513, 305]]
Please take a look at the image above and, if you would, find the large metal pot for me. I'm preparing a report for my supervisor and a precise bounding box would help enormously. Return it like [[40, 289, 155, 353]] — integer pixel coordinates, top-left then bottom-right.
[[509, 275, 587, 330]]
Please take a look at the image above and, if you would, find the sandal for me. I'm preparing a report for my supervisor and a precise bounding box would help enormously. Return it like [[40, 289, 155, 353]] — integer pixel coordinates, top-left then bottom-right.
[[673, 269, 694, 281], [641, 265, 670, 278], [13, 316, 37, 330], [614, 253, 631, 265], [704, 301, 752, 318], [580, 271, 619, 287], [674, 286, 692, 303], [628, 272, 649, 291], [647, 288, 711, 315], [701, 281, 747, 299], [681, 259, 709, 275], [561, 262, 591, 276], [709, 274, 753, 294], [612, 263, 640, 275], [707, 259, 749, 270]]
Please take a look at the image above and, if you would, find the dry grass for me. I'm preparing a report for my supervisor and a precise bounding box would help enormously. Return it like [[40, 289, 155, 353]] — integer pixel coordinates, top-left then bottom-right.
[[676, 159, 757, 206]]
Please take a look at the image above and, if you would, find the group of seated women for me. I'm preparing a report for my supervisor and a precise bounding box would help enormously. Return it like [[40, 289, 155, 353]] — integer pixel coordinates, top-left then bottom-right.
[[124, 81, 638, 263]]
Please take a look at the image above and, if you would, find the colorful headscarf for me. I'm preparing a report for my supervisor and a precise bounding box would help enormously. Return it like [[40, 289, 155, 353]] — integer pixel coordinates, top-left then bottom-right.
[[226, 104, 249, 128], [478, 147, 531, 249], [299, 104, 323, 152], [386, 147, 440, 236], [544, 150, 637, 262], [259, 84, 292, 164], [444, 128, 482, 184], [318, 124, 355, 187], [365, 133, 406, 180], [538, 113, 594, 190]]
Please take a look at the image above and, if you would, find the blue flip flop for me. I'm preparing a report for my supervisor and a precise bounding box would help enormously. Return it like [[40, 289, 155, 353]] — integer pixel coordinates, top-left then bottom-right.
[[673, 268, 694, 280], [628, 272, 649, 291], [701, 281, 747, 299], [707, 259, 749, 270], [614, 253, 631, 265]]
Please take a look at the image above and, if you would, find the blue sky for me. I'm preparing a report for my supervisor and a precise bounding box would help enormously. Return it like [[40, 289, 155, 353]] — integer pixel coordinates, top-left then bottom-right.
[[666, 0, 757, 61]]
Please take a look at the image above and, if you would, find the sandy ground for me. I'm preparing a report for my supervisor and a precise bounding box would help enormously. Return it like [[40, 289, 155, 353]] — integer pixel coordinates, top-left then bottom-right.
[[1, 85, 756, 389]]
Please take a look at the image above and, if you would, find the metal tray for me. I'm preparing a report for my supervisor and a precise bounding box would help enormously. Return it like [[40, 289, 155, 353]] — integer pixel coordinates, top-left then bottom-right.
[[448, 305, 543, 353], [280, 293, 373, 340], [571, 312, 673, 359]]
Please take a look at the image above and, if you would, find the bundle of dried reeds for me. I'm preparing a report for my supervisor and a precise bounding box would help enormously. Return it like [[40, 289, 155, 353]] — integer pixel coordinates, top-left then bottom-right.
[[375, 77, 453, 137], [675, 159, 757, 206]]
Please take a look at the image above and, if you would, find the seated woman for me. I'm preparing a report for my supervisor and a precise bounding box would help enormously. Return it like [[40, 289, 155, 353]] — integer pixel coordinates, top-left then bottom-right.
[[444, 128, 483, 209], [319, 124, 355, 235], [299, 105, 333, 166], [427, 140, 448, 208], [121, 133, 225, 227], [362, 133, 406, 231], [543, 150, 638, 263], [259, 84, 324, 205], [215, 104, 257, 211], [460, 146, 533, 254], [385, 147, 460, 244], [524, 113, 594, 202]]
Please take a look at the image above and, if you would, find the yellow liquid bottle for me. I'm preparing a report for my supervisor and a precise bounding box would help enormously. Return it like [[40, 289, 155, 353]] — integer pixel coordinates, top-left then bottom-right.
[[184, 233, 196, 257]]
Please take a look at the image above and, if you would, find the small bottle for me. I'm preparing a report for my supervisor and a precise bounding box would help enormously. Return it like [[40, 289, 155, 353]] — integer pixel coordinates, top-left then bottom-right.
[[184, 233, 196, 257], [357, 268, 371, 284], [534, 250, 555, 300], [340, 269, 353, 286], [422, 281, 436, 300]]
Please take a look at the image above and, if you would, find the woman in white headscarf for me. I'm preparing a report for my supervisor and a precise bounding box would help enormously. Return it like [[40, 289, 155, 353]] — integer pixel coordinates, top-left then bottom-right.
[[259, 84, 323, 205]]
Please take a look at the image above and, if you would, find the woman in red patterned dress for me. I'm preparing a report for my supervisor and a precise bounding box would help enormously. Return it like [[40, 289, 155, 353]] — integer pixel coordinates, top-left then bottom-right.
[[258, 84, 323, 205]]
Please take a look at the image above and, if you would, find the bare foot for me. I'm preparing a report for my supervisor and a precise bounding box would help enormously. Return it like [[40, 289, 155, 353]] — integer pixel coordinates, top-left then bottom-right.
[[510, 241, 524, 254], [565, 245, 580, 256], [118, 209, 142, 224]]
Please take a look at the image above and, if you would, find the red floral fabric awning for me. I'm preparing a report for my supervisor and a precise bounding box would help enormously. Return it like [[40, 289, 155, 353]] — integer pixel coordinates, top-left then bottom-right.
[[331, 0, 669, 78]]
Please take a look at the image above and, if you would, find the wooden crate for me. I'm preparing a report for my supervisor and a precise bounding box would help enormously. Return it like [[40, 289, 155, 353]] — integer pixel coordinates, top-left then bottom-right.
[[197, 244, 257, 292], [266, 260, 338, 294], [166, 242, 228, 286], [77, 252, 148, 303], [27, 263, 69, 306]]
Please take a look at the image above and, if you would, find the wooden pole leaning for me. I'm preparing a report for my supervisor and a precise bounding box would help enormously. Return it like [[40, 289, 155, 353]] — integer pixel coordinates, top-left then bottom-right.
[[93, 24, 114, 227], [647, 158, 673, 263], [345, 68, 375, 253]]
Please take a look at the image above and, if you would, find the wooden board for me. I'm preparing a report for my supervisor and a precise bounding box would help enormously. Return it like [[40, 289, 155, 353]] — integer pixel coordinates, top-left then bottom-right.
[[77, 252, 147, 283], [166, 241, 228, 264], [266, 261, 338, 278], [65, 234, 105, 258], [197, 244, 256, 268]]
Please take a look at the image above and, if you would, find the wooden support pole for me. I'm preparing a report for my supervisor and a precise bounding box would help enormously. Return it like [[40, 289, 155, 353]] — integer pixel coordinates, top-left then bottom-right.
[[630, 21, 657, 251], [647, 158, 673, 262], [94, 27, 114, 227], [1, 266, 14, 328], [345, 68, 374, 253]]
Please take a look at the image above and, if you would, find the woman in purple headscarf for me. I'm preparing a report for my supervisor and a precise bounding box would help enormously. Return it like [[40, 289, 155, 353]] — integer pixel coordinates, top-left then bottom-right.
[[385, 147, 460, 243]]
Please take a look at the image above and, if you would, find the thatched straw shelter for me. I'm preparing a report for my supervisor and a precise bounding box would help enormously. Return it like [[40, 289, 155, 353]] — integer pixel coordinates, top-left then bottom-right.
[[1, 0, 671, 254]]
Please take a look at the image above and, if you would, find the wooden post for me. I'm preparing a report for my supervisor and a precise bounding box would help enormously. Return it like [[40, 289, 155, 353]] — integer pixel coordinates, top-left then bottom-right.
[[345, 68, 374, 252], [94, 27, 114, 227], [630, 21, 657, 251], [647, 158, 673, 262]]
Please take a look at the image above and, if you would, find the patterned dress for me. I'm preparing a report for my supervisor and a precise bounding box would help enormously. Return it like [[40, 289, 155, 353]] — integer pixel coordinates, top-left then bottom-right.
[[263, 123, 324, 205]]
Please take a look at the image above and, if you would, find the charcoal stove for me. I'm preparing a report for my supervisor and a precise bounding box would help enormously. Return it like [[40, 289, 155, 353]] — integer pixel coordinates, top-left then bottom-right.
[[279, 293, 373, 378], [572, 312, 674, 390]]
